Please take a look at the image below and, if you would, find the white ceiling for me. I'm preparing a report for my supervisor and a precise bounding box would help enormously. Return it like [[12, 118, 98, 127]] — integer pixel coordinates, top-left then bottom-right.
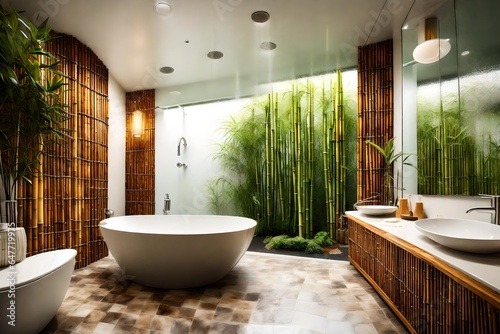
[[5, 0, 445, 100]]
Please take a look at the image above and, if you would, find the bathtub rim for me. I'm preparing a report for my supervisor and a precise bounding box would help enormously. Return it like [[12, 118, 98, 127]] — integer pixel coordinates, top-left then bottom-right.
[[0, 249, 76, 334], [99, 214, 257, 236], [0, 249, 77, 292]]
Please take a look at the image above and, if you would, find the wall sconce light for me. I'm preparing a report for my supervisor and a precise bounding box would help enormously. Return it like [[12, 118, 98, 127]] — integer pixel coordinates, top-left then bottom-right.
[[413, 17, 451, 64], [132, 109, 145, 137]]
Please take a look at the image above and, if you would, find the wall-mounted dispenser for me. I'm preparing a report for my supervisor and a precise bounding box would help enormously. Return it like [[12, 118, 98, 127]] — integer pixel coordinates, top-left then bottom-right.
[[163, 194, 171, 214]]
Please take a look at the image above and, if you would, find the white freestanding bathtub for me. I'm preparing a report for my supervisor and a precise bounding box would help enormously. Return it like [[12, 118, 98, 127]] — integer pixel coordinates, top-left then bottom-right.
[[99, 215, 256, 289], [0, 249, 76, 334]]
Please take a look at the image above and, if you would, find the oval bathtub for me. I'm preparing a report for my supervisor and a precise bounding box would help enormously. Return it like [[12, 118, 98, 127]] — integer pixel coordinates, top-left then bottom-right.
[[99, 215, 256, 289]]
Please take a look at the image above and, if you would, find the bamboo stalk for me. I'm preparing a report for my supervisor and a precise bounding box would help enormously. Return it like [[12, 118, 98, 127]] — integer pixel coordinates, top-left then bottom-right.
[[331, 76, 338, 237], [265, 94, 272, 231], [335, 70, 344, 227], [306, 80, 314, 238], [37, 142, 44, 252], [322, 80, 333, 237]]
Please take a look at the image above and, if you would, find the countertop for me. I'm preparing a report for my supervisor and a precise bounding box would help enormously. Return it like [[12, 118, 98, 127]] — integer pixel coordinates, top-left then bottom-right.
[[345, 211, 500, 295]]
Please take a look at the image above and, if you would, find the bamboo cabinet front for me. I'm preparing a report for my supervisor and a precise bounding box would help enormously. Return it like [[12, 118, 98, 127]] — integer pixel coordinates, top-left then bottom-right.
[[347, 217, 499, 333]]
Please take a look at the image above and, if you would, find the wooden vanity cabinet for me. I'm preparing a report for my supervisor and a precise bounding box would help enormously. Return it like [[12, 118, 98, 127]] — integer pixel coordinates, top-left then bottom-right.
[[346, 215, 500, 333]]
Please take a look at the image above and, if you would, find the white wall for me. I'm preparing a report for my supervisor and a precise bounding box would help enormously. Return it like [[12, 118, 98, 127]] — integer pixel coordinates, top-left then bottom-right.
[[414, 195, 492, 223], [155, 98, 250, 215], [107, 74, 126, 216]]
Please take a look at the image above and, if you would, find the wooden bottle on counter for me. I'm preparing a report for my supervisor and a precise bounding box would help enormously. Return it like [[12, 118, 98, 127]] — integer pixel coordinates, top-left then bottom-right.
[[396, 198, 409, 218], [414, 201, 426, 219]]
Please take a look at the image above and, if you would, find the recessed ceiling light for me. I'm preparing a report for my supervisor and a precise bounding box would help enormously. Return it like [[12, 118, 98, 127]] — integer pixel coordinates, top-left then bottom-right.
[[251, 11, 270, 23], [207, 51, 224, 59], [260, 42, 276, 51], [155, 1, 172, 16], [160, 66, 174, 74]]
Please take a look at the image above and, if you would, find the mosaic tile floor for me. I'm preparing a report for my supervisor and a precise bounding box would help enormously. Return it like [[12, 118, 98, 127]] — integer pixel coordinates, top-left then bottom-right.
[[42, 252, 408, 333]]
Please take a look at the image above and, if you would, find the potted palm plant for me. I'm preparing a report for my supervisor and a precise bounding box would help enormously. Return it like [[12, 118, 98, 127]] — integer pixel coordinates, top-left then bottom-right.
[[0, 6, 68, 227], [365, 137, 414, 206]]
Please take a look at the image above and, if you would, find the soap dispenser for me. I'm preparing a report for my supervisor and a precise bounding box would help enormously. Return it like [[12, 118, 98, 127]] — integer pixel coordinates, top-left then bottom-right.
[[396, 197, 409, 218], [414, 196, 426, 220]]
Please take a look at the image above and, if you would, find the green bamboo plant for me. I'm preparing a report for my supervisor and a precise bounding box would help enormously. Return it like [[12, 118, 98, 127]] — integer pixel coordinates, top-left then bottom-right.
[[415, 75, 500, 197], [479, 136, 500, 194], [417, 97, 480, 195], [320, 71, 346, 236], [0, 7, 68, 223], [209, 71, 355, 239], [365, 137, 414, 206]]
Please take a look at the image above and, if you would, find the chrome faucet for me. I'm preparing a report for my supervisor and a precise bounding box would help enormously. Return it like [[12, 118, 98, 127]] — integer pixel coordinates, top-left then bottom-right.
[[466, 195, 500, 225], [354, 193, 381, 208], [177, 137, 187, 156]]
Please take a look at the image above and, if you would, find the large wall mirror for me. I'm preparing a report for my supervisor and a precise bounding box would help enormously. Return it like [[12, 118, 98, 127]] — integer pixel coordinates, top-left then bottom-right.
[[402, 0, 500, 196]]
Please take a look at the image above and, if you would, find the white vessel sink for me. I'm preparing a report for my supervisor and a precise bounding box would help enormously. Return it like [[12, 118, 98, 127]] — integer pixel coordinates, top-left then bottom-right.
[[415, 218, 500, 254], [355, 205, 397, 216]]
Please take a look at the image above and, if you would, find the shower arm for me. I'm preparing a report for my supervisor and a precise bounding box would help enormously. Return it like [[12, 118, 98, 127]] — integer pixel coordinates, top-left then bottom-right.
[[177, 137, 187, 156]]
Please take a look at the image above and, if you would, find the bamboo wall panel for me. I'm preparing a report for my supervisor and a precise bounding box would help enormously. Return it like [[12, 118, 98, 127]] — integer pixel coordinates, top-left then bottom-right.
[[348, 218, 500, 333], [17, 33, 109, 269], [357, 40, 394, 203], [125, 90, 155, 215]]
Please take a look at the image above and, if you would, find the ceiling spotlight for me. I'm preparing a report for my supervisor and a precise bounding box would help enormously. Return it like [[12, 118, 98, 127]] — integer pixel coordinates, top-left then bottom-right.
[[260, 41, 276, 51], [251, 10, 270, 23], [207, 51, 224, 60], [160, 66, 174, 74], [155, 0, 172, 16]]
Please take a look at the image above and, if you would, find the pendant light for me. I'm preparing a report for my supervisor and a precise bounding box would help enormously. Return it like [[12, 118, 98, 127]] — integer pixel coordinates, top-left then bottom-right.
[[413, 17, 451, 64]]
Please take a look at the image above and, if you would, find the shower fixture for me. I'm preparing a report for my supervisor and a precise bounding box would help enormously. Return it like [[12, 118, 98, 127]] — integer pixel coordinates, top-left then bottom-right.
[[104, 209, 114, 218], [155, 104, 186, 115], [163, 193, 171, 214], [176, 104, 185, 115], [176, 162, 188, 168], [177, 137, 187, 156]]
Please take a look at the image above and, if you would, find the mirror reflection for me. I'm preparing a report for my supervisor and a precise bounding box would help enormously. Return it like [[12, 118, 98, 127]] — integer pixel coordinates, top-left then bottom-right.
[[402, 0, 500, 196]]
